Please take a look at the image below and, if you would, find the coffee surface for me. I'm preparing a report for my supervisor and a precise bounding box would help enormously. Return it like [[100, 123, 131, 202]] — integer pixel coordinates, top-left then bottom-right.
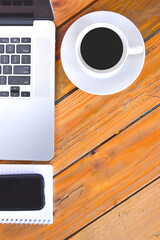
[[80, 27, 123, 70]]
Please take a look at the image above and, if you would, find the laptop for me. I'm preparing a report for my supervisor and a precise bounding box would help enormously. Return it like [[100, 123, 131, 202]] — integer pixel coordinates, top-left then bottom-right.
[[0, 0, 55, 161]]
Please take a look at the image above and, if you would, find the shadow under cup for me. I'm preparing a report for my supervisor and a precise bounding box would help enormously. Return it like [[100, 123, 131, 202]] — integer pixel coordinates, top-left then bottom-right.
[[80, 27, 124, 73]]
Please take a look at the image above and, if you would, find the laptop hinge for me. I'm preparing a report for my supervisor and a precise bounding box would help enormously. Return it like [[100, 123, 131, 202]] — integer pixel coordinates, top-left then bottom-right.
[[0, 19, 33, 26]]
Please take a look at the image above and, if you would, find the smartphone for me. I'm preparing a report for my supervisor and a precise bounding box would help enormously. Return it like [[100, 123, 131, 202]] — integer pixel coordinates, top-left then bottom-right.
[[0, 174, 45, 211]]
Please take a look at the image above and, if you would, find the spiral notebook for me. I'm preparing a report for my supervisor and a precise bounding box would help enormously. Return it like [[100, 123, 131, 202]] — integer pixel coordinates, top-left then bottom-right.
[[0, 164, 53, 225]]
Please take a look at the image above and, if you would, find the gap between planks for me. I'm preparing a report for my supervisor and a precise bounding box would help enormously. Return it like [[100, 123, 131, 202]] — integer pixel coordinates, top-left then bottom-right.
[[53, 28, 160, 176], [55, 27, 160, 106], [54, 103, 160, 178], [67, 176, 160, 240], [2, 28, 158, 169], [0, 78, 159, 240], [51, 27, 159, 174], [55, 0, 160, 102], [51, 105, 160, 240]]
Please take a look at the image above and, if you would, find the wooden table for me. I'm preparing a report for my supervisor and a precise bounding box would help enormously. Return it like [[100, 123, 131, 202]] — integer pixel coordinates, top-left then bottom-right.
[[0, 0, 160, 239]]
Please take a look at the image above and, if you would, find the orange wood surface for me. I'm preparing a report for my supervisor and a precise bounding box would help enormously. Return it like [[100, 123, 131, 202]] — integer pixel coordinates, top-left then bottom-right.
[[53, 32, 160, 174], [52, 0, 95, 27], [0, 102, 159, 240], [0, 0, 159, 240], [55, 0, 160, 101], [70, 178, 160, 240]]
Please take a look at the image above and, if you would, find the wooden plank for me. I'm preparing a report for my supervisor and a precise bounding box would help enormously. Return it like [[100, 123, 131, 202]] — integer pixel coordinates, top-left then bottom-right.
[[70, 178, 160, 240], [0, 2, 158, 166], [0, 106, 159, 240], [55, 0, 160, 101], [52, 0, 95, 27], [52, 107, 160, 240], [56, 0, 160, 59], [53, 32, 160, 174], [0, 2, 159, 240]]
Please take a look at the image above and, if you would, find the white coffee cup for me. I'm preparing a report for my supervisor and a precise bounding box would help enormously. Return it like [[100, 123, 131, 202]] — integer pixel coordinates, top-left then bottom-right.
[[61, 11, 145, 95], [75, 23, 144, 78]]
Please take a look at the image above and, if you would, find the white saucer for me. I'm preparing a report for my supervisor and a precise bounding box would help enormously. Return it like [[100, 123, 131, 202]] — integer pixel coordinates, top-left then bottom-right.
[[61, 11, 145, 95]]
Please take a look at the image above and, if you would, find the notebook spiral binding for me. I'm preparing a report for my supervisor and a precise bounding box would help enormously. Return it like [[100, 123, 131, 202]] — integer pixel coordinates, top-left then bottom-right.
[[0, 218, 51, 225]]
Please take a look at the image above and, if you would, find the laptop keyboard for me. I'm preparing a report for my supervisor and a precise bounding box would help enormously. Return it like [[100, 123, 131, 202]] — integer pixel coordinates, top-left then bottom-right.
[[0, 37, 31, 98]]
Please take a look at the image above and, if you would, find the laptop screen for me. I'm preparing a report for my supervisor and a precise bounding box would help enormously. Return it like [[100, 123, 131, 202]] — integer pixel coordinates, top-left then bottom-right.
[[0, 0, 54, 20]]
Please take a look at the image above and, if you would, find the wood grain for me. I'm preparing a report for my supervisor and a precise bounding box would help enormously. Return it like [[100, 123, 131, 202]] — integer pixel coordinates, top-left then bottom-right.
[[52, 107, 160, 240], [1, 1, 159, 172], [0, 1, 159, 240], [56, 0, 160, 59], [55, 0, 160, 101], [53, 32, 160, 174], [70, 178, 160, 240], [51, 0, 95, 27], [0, 106, 159, 240]]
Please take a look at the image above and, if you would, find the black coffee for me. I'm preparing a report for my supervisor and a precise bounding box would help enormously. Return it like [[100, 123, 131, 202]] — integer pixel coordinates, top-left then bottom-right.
[[80, 27, 123, 70]]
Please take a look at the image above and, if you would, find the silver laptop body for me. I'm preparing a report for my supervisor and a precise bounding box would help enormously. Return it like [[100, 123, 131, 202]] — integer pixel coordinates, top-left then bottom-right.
[[0, 0, 55, 161]]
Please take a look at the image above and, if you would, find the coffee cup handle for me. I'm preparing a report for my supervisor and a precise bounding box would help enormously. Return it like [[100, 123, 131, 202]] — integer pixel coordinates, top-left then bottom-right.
[[128, 45, 144, 55]]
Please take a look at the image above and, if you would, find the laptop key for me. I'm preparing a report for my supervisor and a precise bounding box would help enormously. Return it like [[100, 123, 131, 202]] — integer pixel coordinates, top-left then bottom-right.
[[11, 55, 20, 64], [0, 45, 4, 53], [17, 45, 31, 53], [21, 38, 31, 43], [0, 38, 9, 43], [0, 66, 1, 74], [6, 45, 15, 53], [8, 76, 30, 85], [1, 55, 9, 64], [3, 66, 12, 74], [13, 0, 22, 6], [11, 38, 20, 43], [24, 0, 33, 6], [11, 86, 20, 97], [2, 1, 11, 5], [0, 76, 6, 85], [21, 91, 30, 97], [14, 66, 30, 74], [0, 91, 9, 97], [11, 92, 19, 97], [22, 55, 31, 64]]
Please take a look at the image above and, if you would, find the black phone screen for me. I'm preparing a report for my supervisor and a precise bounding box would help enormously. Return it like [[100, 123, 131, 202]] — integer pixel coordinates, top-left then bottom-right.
[[0, 174, 45, 211]]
